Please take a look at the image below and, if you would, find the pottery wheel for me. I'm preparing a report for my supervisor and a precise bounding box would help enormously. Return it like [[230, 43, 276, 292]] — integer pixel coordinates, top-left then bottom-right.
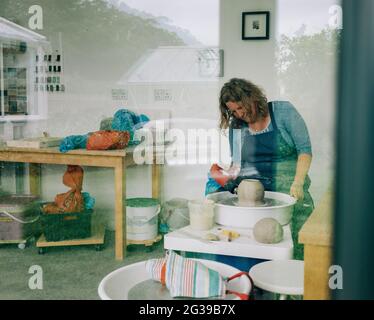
[[128, 279, 232, 300], [219, 197, 285, 208]]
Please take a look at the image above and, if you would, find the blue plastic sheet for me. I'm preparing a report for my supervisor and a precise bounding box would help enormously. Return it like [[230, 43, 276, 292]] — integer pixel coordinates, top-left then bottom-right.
[[82, 192, 95, 210], [111, 109, 150, 145], [204, 172, 223, 195], [159, 222, 169, 234], [59, 134, 89, 153], [59, 109, 150, 153]]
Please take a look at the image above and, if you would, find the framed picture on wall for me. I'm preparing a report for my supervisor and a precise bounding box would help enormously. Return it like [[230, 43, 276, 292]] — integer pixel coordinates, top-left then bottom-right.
[[242, 11, 270, 40]]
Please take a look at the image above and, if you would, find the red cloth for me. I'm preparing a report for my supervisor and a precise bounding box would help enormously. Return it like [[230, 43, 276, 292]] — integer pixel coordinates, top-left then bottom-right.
[[210, 164, 231, 187], [43, 165, 84, 214], [86, 130, 130, 150]]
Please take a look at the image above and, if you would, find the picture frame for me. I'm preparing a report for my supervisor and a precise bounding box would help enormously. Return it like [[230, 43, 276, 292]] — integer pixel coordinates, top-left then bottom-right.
[[242, 11, 270, 40]]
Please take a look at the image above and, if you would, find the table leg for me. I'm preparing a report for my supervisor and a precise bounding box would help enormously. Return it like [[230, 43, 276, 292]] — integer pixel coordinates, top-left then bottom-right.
[[29, 163, 41, 196], [15, 163, 25, 194], [152, 163, 161, 200], [114, 158, 126, 260], [303, 244, 332, 300]]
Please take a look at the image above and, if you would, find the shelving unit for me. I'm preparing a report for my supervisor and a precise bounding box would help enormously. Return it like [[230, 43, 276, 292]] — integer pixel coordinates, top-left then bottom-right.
[[0, 17, 49, 120], [36, 224, 105, 254], [0, 235, 34, 250], [127, 234, 162, 252]]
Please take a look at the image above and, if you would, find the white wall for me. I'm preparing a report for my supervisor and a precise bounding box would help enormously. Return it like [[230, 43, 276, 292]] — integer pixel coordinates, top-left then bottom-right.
[[219, 0, 278, 99]]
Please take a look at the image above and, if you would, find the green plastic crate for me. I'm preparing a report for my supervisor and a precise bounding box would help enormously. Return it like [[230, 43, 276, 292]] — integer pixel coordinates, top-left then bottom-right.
[[41, 204, 92, 242]]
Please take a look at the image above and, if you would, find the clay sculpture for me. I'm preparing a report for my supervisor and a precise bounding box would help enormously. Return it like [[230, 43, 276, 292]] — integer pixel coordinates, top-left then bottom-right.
[[253, 218, 284, 244], [237, 179, 265, 207]]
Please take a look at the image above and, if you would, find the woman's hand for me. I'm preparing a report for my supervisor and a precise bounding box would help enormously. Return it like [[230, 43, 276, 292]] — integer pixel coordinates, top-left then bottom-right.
[[210, 164, 240, 187], [226, 164, 240, 179], [290, 181, 304, 201], [290, 154, 312, 201]]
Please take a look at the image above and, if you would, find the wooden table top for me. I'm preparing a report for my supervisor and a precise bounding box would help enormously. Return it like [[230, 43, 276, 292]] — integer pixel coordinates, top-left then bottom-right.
[[299, 187, 334, 247], [0, 146, 128, 157]]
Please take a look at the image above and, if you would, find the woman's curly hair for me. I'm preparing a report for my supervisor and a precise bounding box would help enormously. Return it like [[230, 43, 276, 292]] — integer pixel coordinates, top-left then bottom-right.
[[219, 78, 269, 129]]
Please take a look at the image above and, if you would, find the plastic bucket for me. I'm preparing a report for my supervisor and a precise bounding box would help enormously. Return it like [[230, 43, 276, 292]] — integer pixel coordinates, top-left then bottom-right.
[[126, 198, 160, 241], [161, 198, 190, 232], [188, 199, 214, 231]]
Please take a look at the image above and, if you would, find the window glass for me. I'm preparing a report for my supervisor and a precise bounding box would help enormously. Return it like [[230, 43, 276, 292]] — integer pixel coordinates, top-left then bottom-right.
[[276, 0, 341, 202]]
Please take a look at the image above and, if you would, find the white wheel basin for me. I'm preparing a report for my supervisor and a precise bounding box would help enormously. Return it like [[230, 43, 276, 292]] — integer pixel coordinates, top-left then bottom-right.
[[207, 191, 296, 228]]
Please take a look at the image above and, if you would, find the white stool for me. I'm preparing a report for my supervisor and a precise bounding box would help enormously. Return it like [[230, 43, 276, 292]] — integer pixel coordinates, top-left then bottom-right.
[[249, 260, 304, 300]]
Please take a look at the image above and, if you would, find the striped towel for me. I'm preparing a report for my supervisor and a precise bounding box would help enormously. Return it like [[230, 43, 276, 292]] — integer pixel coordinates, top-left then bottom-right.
[[166, 251, 226, 298], [145, 258, 166, 284], [146, 251, 226, 299]]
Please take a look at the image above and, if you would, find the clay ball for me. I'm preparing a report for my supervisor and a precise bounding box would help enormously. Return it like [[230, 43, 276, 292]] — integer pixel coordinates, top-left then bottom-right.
[[253, 218, 284, 244]]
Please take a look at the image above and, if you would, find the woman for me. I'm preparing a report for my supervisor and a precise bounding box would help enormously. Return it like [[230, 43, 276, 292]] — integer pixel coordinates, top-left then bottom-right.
[[209, 78, 314, 260]]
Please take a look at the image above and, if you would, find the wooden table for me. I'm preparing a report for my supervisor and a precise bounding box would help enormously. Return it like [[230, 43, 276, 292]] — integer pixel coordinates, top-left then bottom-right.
[[0, 146, 161, 260], [299, 188, 334, 299]]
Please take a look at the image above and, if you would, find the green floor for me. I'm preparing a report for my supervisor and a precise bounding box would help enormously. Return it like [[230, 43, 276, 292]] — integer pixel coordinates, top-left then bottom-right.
[[0, 231, 165, 300]]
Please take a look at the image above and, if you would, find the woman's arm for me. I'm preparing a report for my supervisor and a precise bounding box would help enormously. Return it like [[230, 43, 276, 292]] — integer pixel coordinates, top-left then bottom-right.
[[290, 153, 312, 200], [275, 101, 312, 200]]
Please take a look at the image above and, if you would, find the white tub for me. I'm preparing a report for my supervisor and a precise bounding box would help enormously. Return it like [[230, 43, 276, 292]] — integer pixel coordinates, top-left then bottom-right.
[[207, 191, 296, 228], [98, 259, 251, 300], [126, 198, 160, 241]]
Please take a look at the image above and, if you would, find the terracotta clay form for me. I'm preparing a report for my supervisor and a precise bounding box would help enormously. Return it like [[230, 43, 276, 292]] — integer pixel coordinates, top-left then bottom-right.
[[237, 179, 265, 207], [253, 218, 284, 244]]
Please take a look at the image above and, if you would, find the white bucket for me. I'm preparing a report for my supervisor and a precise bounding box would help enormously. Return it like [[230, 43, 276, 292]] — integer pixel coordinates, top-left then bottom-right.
[[161, 198, 190, 231], [126, 198, 160, 241]]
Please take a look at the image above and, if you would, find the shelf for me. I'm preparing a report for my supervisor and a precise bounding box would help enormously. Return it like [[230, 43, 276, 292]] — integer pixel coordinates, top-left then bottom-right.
[[36, 224, 105, 248]]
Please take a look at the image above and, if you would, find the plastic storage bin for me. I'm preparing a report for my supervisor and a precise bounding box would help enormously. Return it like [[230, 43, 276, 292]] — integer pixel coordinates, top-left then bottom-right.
[[0, 194, 41, 241], [41, 205, 92, 242]]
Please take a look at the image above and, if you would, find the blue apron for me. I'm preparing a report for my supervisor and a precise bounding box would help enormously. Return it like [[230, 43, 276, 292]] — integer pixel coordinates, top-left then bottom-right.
[[230, 102, 314, 259], [239, 102, 311, 193]]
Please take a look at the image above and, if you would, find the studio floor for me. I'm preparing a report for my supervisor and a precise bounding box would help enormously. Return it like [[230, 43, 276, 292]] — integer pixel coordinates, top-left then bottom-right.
[[0, 231, 164, 300]]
